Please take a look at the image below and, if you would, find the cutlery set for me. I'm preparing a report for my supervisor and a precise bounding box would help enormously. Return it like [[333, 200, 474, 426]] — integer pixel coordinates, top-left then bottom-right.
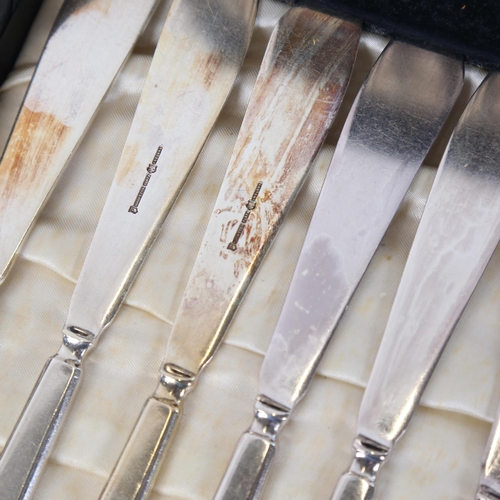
[[0, 0, 499, 498]]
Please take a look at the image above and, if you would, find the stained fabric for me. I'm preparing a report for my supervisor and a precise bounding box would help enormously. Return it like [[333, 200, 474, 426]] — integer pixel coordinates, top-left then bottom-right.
[[0, 0, 495, 499]]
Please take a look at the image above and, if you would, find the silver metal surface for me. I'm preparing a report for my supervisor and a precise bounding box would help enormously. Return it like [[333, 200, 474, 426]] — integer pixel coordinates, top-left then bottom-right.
[[214, 397, 288, 500], [0, 356, 80, 500], [479, 433, 500, 500], [101, 8, 361, 500], [334, 72, 500, 500], [478, 238, 500, 500], [216, 42, 464, 500], [100, 397, 181, 500], [0, 1, 256, 498], [259, 42, 464, 411], [164, 7, 360, 377], [66, 0, 257, 339], [0, 0, 159, 284]]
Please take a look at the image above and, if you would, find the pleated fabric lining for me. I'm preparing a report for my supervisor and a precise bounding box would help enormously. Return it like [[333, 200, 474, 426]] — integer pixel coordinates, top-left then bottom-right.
[[0, 0, 496, 498]]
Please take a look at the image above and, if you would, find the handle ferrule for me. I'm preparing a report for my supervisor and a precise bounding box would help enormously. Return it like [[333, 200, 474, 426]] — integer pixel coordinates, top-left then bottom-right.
[[214, 396, 290, 500], [100, 363, 196, 500], [0, 352, 82, 500], [477, 486, 500, 500], [331, 436, 389, 500]]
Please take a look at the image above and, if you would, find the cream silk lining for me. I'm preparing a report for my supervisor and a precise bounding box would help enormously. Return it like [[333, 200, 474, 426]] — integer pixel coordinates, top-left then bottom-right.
[[0, 0, 494, 498]]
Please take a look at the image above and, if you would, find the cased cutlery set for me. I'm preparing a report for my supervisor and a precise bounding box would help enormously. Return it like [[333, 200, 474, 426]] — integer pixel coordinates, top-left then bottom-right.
[[0, 0, 499, 498]]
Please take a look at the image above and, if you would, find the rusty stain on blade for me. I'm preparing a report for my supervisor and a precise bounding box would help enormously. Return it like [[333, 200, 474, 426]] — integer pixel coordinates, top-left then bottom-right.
[[0, 0, 160, 284], [163, 7, 361, 376], [0, 109, 69, 203]]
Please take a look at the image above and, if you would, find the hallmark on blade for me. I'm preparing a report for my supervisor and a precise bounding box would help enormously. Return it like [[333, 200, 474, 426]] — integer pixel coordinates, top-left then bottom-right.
[[128, 145, 163, 214], [227, 181, 263, 251]]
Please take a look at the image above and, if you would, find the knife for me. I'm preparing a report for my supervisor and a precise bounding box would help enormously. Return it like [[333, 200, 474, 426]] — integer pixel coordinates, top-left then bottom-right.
[[0, 0, 257, 498], [332, 72, 500, 500], [0, 0, 160, 285], [98, 8, 361, 500], [478, 375, 500, 500], [214, 41, 464, 500], [462, 80, 500, 500]]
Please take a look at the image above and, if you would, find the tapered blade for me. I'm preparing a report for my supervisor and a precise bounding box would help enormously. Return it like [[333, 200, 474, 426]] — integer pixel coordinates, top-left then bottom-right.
[[358, 72, 500, 451], [0, 0, 159, 283], [258, 41, 464, 411], [64, 0, 257, 338], [163, 8, 361, 376]]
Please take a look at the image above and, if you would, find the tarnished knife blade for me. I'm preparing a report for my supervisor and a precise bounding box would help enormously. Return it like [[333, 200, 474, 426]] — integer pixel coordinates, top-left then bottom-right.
[[333, 73, 500, 500], [99, 9, 360, 500], [444, 75, 500, 500], [0, 0, 160, 284], [215, 42, 463, 500], [0, 1, 257, 498]]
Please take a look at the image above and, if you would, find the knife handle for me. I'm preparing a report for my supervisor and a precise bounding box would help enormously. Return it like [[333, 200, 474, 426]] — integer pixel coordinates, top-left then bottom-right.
[[331, 473, 374, 500], [0, 353, 81, 500], [99, 396, 181, 500], [214, 396, 290, 500], [100, 363, 195, 500], [214, 432, 275, 500], [330, 436, 389, 500]]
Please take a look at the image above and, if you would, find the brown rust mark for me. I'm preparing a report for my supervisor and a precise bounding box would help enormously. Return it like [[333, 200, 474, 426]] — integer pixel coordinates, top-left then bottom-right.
[[220, 218, 238, 244], [0, 106, 70, 207], [114, 141, 140, 185], [215, 12, 359, 275], [74, 0, 112, 17], [53, 0, 112, 32]]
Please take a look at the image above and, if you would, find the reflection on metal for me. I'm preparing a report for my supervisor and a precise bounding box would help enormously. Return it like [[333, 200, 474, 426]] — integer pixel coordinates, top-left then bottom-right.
[[336, 73, 500, 500], [0, 0, 160, 284], [217, 41, 464, 500], [102, 8, 361, 500], [0, 0, 257, 498]]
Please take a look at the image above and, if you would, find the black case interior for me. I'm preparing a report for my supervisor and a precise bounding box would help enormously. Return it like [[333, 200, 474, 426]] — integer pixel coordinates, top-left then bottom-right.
[[283, 0, 500, 68], [0, 0, 43, 84]]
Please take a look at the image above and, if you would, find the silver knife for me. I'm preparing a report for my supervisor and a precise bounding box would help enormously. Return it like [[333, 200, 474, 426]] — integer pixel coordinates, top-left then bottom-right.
[[332, 72, 500, 500], [460, 77, 500, 500], [0, 0, 257, 498], [0, 0, 160, 285], [478, 378, 500, 500], [98, 8, 361, 500], [214, 41, 464, 500]]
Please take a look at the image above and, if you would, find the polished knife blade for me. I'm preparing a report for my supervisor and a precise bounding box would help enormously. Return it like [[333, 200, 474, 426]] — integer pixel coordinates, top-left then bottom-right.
[[0, 1, 257, 498], [0, 0, 160, 284], [215, 41, 464, 500], [99, 8, 361, 500], [333, 72, 500, 500]]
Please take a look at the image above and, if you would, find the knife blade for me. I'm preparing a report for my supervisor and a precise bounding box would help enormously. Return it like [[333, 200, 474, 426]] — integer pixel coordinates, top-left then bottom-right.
[[332, 72, 500, 500], [0, 1, 257, 498], [0, 0, 160, 285], [98, 8, 361, 500], [214, 41, 464, 500]]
